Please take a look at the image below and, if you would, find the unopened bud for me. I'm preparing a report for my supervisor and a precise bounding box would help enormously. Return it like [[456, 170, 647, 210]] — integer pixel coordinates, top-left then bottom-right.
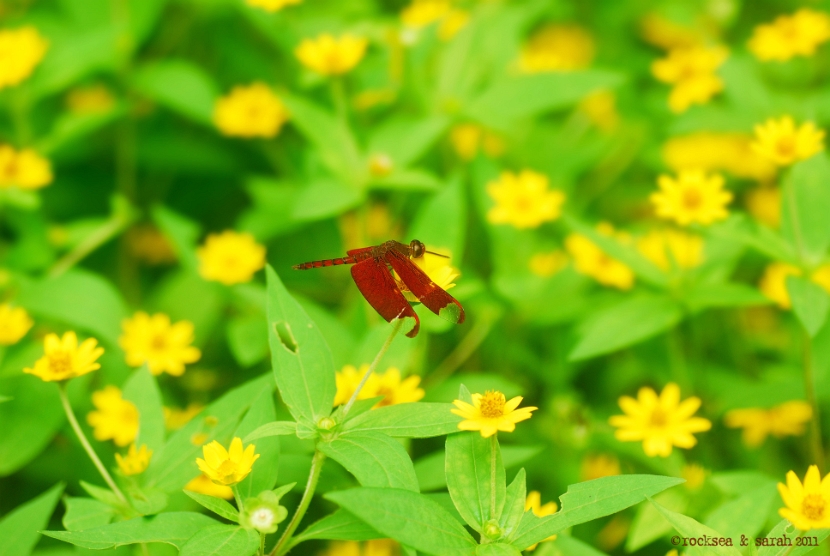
[[317, 417, 336, 431]]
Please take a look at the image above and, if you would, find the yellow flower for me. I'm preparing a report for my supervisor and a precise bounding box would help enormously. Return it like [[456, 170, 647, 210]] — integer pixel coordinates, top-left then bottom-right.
[[450, 124, 504, 161], [213, 83, 288, 139], [397, 248, 459, 302], [745, 186, 781, 228], [651, 45, 728, 113], [119, 312, 201, 376], [87, 386, 140, 447], [580, 453, 621, 481], [751, 116, 825, 166], [197, 230, 267, 285], [196, 437, 260, 486], [578, 90, 619, 133], [318, 540, 400, 556], [164, 404, 204, 430], [681, 463, 707, 491], [639, 13, 710, 50], [524, 491, 557, 550], [24, 331, 104, 382], [185, 473, 234, 499], [651, 169, 732, 226], [451, 390, 537, 438], [126, 224, 177, 265], [725, 400, 813, 447], [758, 263, 830, 309], [529, 251, 568, 278], [0, 146, 53, 190], [778, 465, 830, 530], [0, 27, 49, 89], [519, 24, 595, 73], [333, 365, 424, 408], [0, 304, 33, 345], [400, 1, 468, 41], [116, 443, 152, 476], [565, 224, 635, 290], [66, 85, 115, 114], [295, 34, 368, 76], [636, 229, 703, 271], [487, 170, 566, 229], [662, 133, 777, 182], [609, 383, 712, 458], [245, 0, 301, 12], [749, 9, 830, 62]]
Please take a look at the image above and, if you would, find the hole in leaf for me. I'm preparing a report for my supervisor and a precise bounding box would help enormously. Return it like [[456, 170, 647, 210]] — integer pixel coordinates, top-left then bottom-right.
[[274, 321, 298, 353]]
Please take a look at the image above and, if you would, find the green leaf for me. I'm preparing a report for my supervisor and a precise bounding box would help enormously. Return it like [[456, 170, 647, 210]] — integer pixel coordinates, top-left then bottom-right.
[[132, 59, 219, 125], [786, 275, 830, 337], [291, 178, 364, 222], [320, 431, 419, 492], [44, 512, 217, 550], [62, 497, 116, 531], [179, 525, 259, 556], [81, 481, 126, 509], [0, 376, 64, 475], [684, 283, 771, 312], [369, 169, 442, 192], [326, 487, 477, 556], [535, 534, 610, 556], [183, 492, 239, 523], [122, 366, 166, 453], [367, 115, 449, 168], [416, 445, 541, 492], [408, 176, 467, 261], [295, 509, 382, 542], [569, 295, 684, 360], [343, 403, 461, 438], [243, 421, 297, 443], [757, 519, 830, 556], [227, 314, 269, 368], [446, 431, 505, 532], [17, 268, 129, 346], [648, 498, 742, 555], [465, 71, 624, 130], [265, 266, 336, 427], [0, 482, 63, 556], [476, 544, 522, 556], [151, 205, 200, 271], [781, 152, 830, 265], [626, 489, 687, 552], [510, 475, 685, 550], [704, 484, 777, 542], [233, 390, 280, 498], [500, 469, 526, 539]]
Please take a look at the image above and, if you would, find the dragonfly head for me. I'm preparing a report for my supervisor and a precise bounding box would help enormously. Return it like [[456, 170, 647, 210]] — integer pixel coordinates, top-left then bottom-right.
[[409, 239, 425, 259]]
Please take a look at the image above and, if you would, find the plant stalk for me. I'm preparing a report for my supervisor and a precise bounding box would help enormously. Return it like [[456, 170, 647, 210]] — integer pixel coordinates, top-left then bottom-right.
[[342, 319, 403, 417], [490, 435, 497, 521], [232, 484, 244, 512], [270, 450, 326, 556], [803, 333, 826, 471]]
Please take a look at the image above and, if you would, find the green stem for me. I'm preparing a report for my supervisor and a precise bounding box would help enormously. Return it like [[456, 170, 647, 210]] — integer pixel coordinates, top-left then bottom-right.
[[270, 450, 326, 556], [803, 333, 826, 471], [489, 435, 497, 521], [232, 484, 244, 512], [666, 327, 691, 391], [58, 383, 128, 505], [426, 311, 496, 387], [342, 319, 403, 417], [259, 532, 266, 556], [48, 208, 134, 278], [329, 78, 348, 124]]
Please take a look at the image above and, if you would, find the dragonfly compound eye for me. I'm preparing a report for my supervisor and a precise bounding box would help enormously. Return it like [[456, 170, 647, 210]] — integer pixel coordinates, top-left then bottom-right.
[[410, 239, 424, 258]]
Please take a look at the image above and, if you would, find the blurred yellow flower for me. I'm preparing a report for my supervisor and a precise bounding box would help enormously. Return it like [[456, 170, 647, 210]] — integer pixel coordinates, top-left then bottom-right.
[[578, 90, 619, 132], [452, 390, 537, 438], [636, 229, 703, 271], [126, 224, 177, 265], [609, 382, 712, 458], [86, 386, 139, 447], [245, 0, 301, 12], [164, 403, 204, 430], [651, 169, 732, 226], [565, 224, 635, 290], [24, 331, 104, 382], [450, 124, 504, 161], [185, 473, 234, 499], [525, 491, 557, 550], [519, 24, 595, 73], [529, 251, 568, 278], [368, 153, 394, 177], [0, 304, 33, 345], [400, 1, 468, 41], [651, 45, 728, 113], [758, 263, 830, 309], [0, 26, 48, 89], [725, 400, 813, 447], [213, 83, 288, 139], [639, 13, 709, 50], [197, 230, 266, 285], [597, 515, 630, 552], [398, 249, 459, 301], [196, 437, 260, 486], [745, 186, 781, 228], [778, 465, 830, 530], [66, 85, 115, 114], [0, 146, 53, 190], [487, 170, 565, 229], [295, 34, 368, 76], [116, 443, 152, 475], [580, 453, 621, 481], [662, 133, 777, 182], [749, 9, 830, 62], [333, 364, 424, 408], [119, 312, 201, 376], [681, 463, 707, 491], [318, 540, 400, 556], [751, 116, 825, 166]]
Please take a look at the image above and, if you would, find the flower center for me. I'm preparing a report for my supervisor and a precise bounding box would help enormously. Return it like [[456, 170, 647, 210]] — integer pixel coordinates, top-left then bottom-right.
[[217, 460, 237, 476], [251, 508, 274, 528], [514, 195, 533, 212], [151, 334, 167, 350], [650, 407, 668, 427], [682, 187, 703, 210], [479, 391, 506, 418], [802, 493, 826, 521], [48, 351, 73, 376], [776, 137, 795, 157]]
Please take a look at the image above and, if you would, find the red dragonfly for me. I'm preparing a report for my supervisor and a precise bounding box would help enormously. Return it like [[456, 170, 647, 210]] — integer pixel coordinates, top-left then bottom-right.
[[293, 239, 465, 337]]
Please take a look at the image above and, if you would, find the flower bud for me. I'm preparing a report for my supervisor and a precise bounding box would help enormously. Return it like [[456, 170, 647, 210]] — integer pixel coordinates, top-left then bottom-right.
[[482, 519, 503, 540], [317, 416, 336, 431]]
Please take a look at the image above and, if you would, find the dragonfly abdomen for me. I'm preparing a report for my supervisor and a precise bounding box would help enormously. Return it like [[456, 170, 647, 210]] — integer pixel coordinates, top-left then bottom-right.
[[292, 256, 357, 270]]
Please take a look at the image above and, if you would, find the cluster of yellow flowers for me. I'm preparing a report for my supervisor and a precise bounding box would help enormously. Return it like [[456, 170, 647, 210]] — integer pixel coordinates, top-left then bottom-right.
[[213, 83, 288, 139], [0, 26, 48, 89], [334, 365, 425, 408], [400, 0, 469, 42], [662, 132, 776, 182], [197, 230, 267, 285], [486, 170, 566, 229], [565, 223, 634, 290], [651, 45, 728, 113], [725, 401, 813, 447], [519, 24, 595, 73], [86, 385, 139, 446], [450, 124, 504, 161], [758, 262, 830, 309], [119, 312, 201, 376], [0, 145, 53, 190], [749, 9, 830, 62]]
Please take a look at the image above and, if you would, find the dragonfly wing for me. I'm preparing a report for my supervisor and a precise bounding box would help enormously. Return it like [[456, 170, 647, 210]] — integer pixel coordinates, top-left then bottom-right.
[[385, 250, 465, 324], [350, 258, 420, 337]]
